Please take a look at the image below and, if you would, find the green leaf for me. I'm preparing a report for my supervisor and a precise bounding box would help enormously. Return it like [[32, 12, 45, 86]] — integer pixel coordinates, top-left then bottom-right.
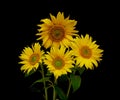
[[70, 74, 81, 92], [78, 67, 85, 75], [24, 68, 36, 77], [31, 77, 50, 87], [55, 85, 67, 100]]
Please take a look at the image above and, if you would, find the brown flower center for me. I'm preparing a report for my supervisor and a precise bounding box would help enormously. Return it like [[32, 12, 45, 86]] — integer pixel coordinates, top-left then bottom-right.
[[29, 53, 40, 65], [52, 57, 65, 69], [49, 26, 65, 42], [80, 46, 92, 59]]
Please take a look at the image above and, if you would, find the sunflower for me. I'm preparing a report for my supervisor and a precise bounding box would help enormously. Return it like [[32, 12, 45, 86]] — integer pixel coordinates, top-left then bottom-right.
[[36, 12, 78, 49], [19, 43, 44, 74], [71, 34, 103, 69], [44, 45, 74, 79]]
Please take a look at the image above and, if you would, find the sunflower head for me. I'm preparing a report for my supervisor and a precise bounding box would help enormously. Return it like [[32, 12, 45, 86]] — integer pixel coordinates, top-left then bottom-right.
[[44, 45, 74, 79], [36, 12, 79, 49], [19, 43, 44, 74], [71, 34, 104, 69]]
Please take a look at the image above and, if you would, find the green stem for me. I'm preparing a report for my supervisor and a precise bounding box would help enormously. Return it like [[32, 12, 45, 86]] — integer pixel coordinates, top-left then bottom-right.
[[53, 79, 57, 100], [66, 70, 76, 98], [53, 87, 56, 100], [41, 64, 48, 100], [66, 78, 71, 98]]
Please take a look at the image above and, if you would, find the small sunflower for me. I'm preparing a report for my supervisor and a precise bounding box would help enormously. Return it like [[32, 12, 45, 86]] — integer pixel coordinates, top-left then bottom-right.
[[36, 12, 78, 49], [71, 34, 103, 69], [19, 43, 44, 74], [44, 45, 74, 79]]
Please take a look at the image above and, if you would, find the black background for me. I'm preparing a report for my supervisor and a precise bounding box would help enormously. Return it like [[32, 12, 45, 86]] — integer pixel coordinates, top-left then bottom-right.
[[14, 0, 117, 100]]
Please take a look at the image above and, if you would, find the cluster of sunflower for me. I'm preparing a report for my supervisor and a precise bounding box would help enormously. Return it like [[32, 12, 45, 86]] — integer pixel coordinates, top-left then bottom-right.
[[18, 12, 103, 100]]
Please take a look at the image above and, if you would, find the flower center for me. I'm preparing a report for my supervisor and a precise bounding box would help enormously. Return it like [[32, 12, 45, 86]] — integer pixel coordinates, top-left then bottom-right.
[[80, 46, 92, 59], [29, 53, 40, 65], [53, 57, 65, 69], [50, 26, 65, 42]]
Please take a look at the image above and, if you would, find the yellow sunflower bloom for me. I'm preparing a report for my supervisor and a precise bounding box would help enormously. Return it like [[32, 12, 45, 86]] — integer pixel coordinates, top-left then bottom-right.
[[71, 34, 104, 69], [44, 45, 74, 79], [19, 43, 44, 74], [36, 12, 79, 49]]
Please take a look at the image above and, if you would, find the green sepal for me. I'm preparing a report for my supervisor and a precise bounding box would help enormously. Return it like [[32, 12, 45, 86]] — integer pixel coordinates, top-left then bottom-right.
[[24, 68, 36, 77], [46, 70, 52, 76], [59, 74, 68, 82], [78, 67, 85, 75]]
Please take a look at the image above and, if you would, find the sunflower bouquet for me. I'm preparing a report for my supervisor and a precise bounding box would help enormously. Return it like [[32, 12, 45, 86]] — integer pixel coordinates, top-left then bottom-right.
[[18, 12, 103, 100]]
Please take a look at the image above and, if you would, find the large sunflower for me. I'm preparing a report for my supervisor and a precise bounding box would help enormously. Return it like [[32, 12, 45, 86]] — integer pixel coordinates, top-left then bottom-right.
[[71, 34, 103, 69], [44, 45, 74, 79], [19, 43, 44, 74], [36, 12, 78, 49]]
